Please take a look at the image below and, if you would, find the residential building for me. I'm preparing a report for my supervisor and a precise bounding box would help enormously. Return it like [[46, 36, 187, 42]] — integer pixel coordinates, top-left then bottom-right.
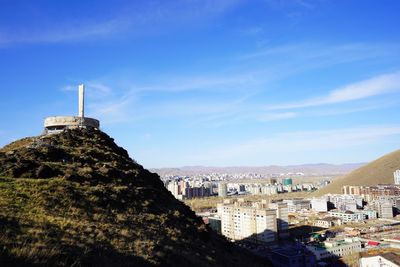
[[184, 186, 210, 199], [283, 199, 311, 212], [167, 180, 180, 199], [218, 199, 277, 243], [218, 182, 227, 197], [314, 217, 342, 229], [328, 210, 366, 222], [342, 184, 400, 202], [268, 201, 289, 238], [395, 170, 400, 185], [360, 252, 400, 267], [361, 209, 378, 220], [311, 198, 328, 212], [306, 238, 362, 261], [374, 200, 394, 218]]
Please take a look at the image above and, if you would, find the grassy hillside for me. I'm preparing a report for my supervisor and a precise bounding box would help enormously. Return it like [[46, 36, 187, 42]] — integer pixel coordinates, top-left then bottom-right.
[[0, 128, 269, 267], [311, 149, 400, 197]]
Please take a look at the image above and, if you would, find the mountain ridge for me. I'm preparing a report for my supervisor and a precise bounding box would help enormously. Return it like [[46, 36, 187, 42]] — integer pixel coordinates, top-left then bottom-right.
[[151, 163, 365, 177], [310, 149, 400, 197]]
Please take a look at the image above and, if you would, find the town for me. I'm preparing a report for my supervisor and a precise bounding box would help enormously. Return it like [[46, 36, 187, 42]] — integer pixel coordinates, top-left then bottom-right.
[[160, 170, 400, 266]]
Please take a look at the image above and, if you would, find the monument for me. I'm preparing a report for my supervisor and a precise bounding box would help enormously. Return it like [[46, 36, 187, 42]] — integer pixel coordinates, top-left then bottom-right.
[[44, 84, 100, 134]]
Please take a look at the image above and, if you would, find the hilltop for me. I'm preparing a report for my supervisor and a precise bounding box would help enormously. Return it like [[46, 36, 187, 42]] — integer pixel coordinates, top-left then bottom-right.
[[0, 128, 268, 267], [310, 149, 400, 197]]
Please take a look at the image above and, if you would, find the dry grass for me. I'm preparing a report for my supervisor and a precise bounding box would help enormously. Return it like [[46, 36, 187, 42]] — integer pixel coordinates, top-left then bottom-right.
[[311, 149, 400, 197], [185, 191, 310, 212], [0, 129, 270, 267]]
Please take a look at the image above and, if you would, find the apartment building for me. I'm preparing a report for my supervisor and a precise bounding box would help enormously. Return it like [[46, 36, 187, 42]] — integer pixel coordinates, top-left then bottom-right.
[[311, 197, 328, 212], [218, 199, 277, 243], [328, 210, 366, 222], [268, 201, 290, 238], [283, 199, 311, 212], [314, 217, 342, 228]]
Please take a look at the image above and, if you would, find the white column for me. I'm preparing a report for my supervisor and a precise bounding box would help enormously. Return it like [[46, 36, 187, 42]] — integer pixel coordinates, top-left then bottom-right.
[[78, 84, 85, 118]]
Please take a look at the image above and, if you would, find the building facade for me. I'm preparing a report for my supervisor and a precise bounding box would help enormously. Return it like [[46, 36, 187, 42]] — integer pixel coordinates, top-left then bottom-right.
[[218, 200, 277, 243], [268, 202, 290, 238]]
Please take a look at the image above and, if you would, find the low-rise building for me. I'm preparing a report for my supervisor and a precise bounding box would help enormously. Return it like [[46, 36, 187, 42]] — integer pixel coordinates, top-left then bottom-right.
[[361, 209, 378, 220], [270, 247, 317, 267], [360, 252, 400, 267], [328, 210, 366, 222], [306, 238, 362, 261], [283, 199, 311, 212], [314, 217, 342, 229], [311, 198, 328, 212]]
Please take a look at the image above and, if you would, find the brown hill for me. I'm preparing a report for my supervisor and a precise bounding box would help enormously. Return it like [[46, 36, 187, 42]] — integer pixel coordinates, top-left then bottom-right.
[[0, 128, 269, 267], [311, 149, 400, 197]]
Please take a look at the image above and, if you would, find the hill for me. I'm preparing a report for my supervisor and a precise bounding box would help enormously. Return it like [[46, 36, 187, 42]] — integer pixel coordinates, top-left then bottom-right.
[[310, 149, 400, 197], [0, 128, 268, 267]]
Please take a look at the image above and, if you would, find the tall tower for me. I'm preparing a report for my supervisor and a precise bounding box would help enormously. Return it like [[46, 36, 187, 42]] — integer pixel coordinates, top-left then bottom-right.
[[78, 84, 85, 118]]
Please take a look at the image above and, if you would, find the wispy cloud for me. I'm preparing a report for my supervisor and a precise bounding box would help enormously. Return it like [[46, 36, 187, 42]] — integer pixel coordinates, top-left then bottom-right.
[[240, 42, 398, 63], [0, 1, 242, 46], [0, 18, 129, 46], [258, 112, 297, 121], [129, 74, 258, 93], [60, 40, 400, 126], [68, 69, 400, 126], [268, 71, 400, 110], [192, 125, 400, 165], [61, 82, 112, 98]]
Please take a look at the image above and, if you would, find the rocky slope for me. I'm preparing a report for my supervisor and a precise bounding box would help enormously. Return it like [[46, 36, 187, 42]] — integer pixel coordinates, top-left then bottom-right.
[[311, 149, 400, 197], [0, 128, 269, 267]]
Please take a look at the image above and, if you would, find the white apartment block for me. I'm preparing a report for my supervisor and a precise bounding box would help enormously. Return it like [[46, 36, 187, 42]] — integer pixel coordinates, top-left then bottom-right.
[[328, 210, 366, 222], [311, 198, 328, 212], [394, 170, 400, 185], [314, 217, 342, 228], [326, 194, 363, 211], [374, 200, 394, 218], [218, 200, 277, 243], [167, 181, 180, 199], [218, 182, 227, 197]]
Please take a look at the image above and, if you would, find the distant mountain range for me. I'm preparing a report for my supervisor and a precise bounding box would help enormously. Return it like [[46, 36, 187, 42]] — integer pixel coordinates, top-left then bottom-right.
[[311, 149, 400, 197], [151, 163, 365, 177]]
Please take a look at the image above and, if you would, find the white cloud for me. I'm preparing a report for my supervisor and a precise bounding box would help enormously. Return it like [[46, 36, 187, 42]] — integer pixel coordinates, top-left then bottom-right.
[[268, 71, 400, 110]]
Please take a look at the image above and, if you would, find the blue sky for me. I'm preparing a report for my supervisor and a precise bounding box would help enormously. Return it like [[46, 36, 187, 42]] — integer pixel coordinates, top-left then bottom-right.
[[1, 0, 400, 168]]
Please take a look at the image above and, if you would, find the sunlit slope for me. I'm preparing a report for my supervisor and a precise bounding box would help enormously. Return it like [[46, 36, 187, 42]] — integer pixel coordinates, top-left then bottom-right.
[[311, 149, 400, 197]]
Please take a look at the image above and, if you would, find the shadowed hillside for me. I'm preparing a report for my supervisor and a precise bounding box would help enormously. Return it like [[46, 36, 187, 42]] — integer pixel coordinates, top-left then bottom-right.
[[311, 150, 400, 197], [0, 128, 269, 267]]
